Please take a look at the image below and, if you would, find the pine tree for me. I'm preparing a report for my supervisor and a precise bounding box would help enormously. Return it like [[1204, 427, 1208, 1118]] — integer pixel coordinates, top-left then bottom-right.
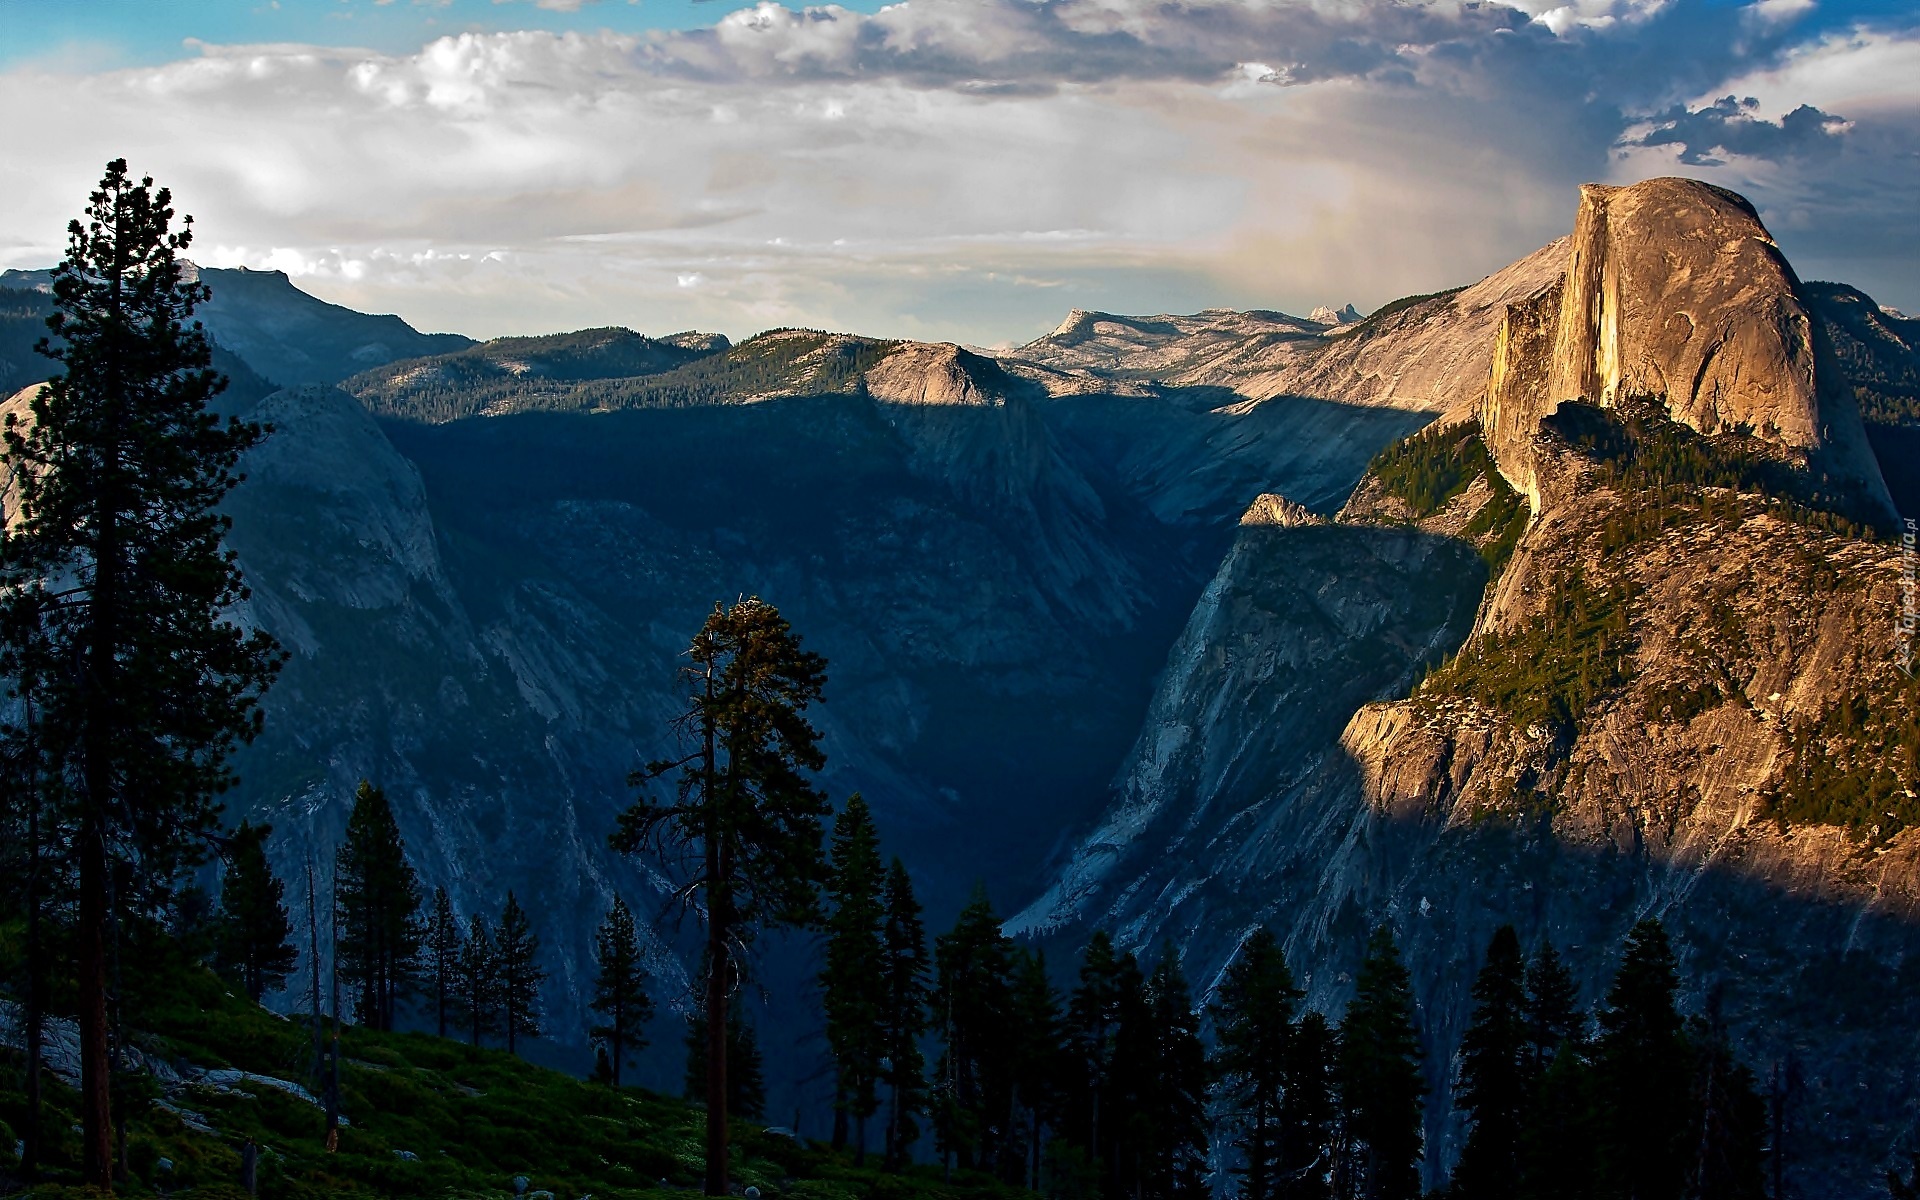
[[1518, 940, 1595, 1200], [879, 857, 931, 1171], [0, 159, 282, 1188], [496, 890, 546, 1056], [1595, 919, 1691, 1200], [215, 821, 297, 1004], [684, 996, 766, 1120], [1280, 1010, 1338, 1200], [1688, 1013, 1767, 1200], [1212, 926, 1303, 1200], [932, 886, 1016, 1176], [612, 597, 831, 1196], [1335, 926, 1426, 1200], [590, 894, 653, 1088], [821, 794, 887, 1159], [334, 780, 424, 1031], [1009, 947, 1066, 1190], [1141, 950, 1210, 1200], [1523, 940, 1583, 1068], [1452, 926, 1529, 1199], [1103, 949, 1153, 1199], [457, 913, 500, 1048], [1068, 931, 1126, 1181], [425, 887, 462, 1040]]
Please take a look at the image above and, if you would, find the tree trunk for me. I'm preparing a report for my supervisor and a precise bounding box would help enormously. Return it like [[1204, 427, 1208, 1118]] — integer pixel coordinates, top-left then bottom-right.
[[704, 885, 729, 1196], [78, 816, 115, 1190], [832, 1080, 849, 1151], [21, 773, 44, 1179], [702, 659, 730, 1198]]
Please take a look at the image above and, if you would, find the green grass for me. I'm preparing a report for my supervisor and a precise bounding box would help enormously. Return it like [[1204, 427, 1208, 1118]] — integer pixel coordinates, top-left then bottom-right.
[[0, 965, 1032, 1200]]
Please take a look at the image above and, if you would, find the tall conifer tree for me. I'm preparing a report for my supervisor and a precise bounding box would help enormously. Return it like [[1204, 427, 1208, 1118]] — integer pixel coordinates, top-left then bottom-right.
[[1010, 947, 1066, 1190], [424, 887, 462, 1040], [879, 857, 931, 1171], [457, 913, 500, 1048], [1281, 1010, 1338, 1200], [1452, 926, 1529, 1200], [0, 159, 282, 1189], [821, 794, 886, 1158], [932, 886, 1016, 1175], [612, 598, 830, 1196], [1212, 926, 1303, 1200], [1068, 931, 1126, 1179], [1141, 950, 1210, 1200], [1335, 927, 1426, 1200], [215, 821, 297, 1003], [590, 894, 652, 1088], [1595, 919, 1691, 1200], [684, 996, 767, 1120], [1518, 940, 1594, 1200], [334, 780, 423, 1031], [496, 890, 546, 1056]]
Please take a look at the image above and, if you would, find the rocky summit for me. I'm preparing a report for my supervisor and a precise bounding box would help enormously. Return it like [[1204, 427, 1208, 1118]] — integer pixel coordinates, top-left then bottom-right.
[[3, 176, 1914, 1193]]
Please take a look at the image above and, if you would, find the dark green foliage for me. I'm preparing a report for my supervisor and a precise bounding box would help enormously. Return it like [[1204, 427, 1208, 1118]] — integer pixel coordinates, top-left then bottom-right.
[[354, 329, 898, 423], [1366, 419, 1498, 518], [1066, 931, 1126, 1181], [1136, 951, 1210, 1200], [1008, 947, 1066, 1191], [1350, 287, 1466, 331], [423, 887, 461, 1040], [1545, 398, 1882, 541], [0, 951, 1036, 1200], [455, 913, 500, 1048], [1452, 927, 1528, 1200], [1335, 927, 1425, 1200], [932, 887, 1016, 1175], [684, 996, 767, 1120], [881, 857, 932, 1170], [213, 820, 297, 1003], [1457, 466, 1529, 576], [334, 780, 424, 1032], [590, 893, 653, 1089], [345, 326, 723, 423], [1765, 671, 1920, 842], [0, 160, 283, 1186], [1280, 1011, 1337, 1200], [1521, 941, 1584, 1069], [1594, 920, 1691, 1200], [1520, 1041, 1597, 1200], [1422, 570, 1634, 736], [1689, 1015, 1768, 1200], [496, 890, 546, 1055], [611, 596, 831, 1195], [822, 794, 888, 1155], [1211, 926, 1302, 1200], [1804, 281, 1920, 428]]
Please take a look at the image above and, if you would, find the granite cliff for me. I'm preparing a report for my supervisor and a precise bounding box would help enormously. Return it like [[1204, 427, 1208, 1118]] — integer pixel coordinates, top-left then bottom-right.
[[1018, 178, 1918, 1194]]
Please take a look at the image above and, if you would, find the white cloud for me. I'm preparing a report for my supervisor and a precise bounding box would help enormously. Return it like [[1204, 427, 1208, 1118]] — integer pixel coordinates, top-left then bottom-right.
[[0, 0, 1913, 343]]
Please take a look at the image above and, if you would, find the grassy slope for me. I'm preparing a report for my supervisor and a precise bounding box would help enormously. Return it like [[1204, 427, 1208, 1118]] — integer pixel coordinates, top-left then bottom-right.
[[0, 966, 1026, 1200]]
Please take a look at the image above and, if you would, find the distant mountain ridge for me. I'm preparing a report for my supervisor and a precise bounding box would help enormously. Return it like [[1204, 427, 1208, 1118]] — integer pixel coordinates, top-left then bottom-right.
[[0, 263, 472, 389], [5, 177, 1919, 1193]]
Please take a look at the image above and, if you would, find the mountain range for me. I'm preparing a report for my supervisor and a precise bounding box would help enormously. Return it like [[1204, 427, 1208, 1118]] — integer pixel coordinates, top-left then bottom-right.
[[4, 176, 1917, 1193]]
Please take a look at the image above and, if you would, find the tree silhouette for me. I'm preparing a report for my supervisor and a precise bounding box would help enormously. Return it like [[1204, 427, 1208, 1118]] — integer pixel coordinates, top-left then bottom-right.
[[0, 159, 281, 1188], [612, 597, 831, 1196]]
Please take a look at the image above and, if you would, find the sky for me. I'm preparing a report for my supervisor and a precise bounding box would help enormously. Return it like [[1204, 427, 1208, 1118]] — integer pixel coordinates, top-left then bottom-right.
[[0, 0, 1914, 347]]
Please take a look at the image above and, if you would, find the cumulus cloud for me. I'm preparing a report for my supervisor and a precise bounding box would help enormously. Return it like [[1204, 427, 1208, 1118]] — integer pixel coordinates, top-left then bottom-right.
[[0, 0, 1913, 342], [1625, 94, 1849, 164]]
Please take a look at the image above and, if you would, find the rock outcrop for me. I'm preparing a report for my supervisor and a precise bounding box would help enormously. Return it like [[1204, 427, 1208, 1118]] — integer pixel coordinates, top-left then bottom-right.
[[1481, 179, 1896, 522]]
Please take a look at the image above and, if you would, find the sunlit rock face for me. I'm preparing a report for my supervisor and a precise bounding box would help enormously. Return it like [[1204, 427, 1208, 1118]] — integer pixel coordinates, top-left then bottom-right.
[[1482, 178, 1895, 521]]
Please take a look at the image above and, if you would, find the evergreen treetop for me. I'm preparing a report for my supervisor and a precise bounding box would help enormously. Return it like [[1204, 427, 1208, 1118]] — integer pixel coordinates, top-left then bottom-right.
[[214, 820, 297, 1004]]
